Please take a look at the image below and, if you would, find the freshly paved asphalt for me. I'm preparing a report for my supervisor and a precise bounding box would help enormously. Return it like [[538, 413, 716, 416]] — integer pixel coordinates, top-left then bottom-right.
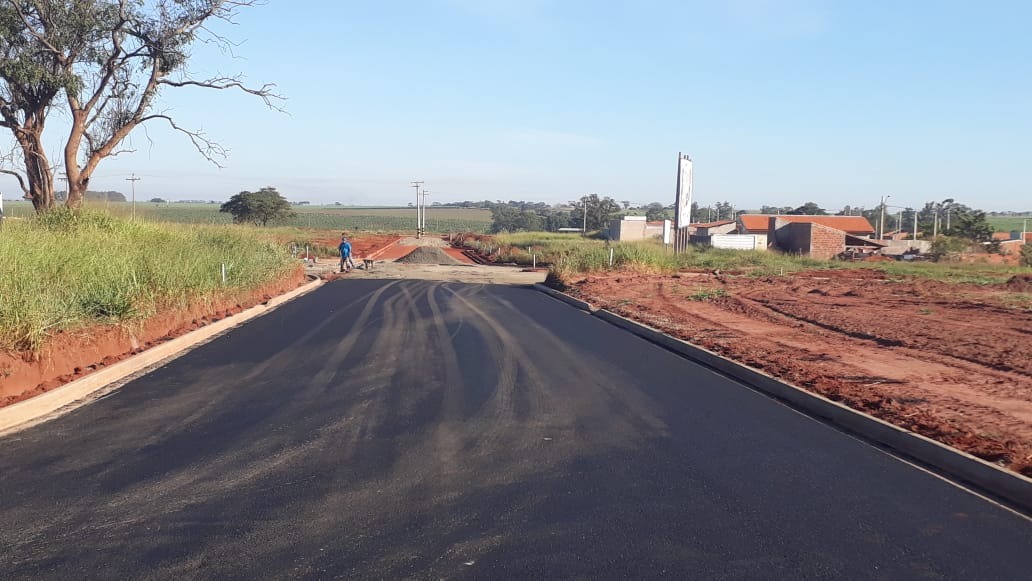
[[1, 279, 1030, 578]]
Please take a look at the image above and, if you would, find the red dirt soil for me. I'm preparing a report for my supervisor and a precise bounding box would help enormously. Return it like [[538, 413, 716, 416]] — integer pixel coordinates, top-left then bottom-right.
[[566, 270, 1032, 476], [307, 234, 401, 258], [0, 269, 307, 409]]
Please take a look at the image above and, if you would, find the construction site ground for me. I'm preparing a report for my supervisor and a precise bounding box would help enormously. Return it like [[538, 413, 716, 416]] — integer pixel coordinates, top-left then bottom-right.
[[305, 236, 545, 285], [565, 270, 1032, 476]]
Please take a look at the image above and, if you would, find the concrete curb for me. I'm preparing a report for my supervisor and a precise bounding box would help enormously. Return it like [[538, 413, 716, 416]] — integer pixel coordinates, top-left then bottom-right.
[[529, 285, 1032, 514], [592, 309, 1032, 514], [532, 284, 596, 312], [0, 276, 325, 436]]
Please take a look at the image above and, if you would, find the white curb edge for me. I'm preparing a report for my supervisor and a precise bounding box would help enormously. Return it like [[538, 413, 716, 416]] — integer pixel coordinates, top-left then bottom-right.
[[533, 283, 596, 312], [533, 285, 1032, 515]]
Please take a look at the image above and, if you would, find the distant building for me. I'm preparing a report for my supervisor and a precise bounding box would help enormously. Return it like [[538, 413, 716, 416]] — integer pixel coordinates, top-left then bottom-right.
[[687, 219, 740, 246], [690, 220, 737, 237], [737, 214, 876, 238], [752, 216, 882, 259], [609, 216, 668, 241]]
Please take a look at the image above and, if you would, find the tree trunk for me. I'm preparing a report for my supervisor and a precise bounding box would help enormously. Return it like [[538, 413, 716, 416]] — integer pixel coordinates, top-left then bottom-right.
[[66, 178, 88, 209], [21, 131, 55, 213], [64, 112, 88, 209]]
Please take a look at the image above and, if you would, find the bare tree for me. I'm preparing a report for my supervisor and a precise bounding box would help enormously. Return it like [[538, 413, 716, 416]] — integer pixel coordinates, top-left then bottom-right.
[[0, 0, 281, 211]]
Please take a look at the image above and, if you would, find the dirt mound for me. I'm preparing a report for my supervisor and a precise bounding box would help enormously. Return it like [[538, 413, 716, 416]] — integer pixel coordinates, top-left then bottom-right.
[[395, 246, 462, 265], [1003, 274, 1032, 292]]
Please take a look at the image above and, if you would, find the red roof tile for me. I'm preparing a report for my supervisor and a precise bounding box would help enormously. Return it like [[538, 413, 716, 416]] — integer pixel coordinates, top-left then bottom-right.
[[738, 214, 875, 234]]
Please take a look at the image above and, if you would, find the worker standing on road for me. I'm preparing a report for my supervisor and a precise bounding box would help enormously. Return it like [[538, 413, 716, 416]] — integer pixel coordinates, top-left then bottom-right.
[[338, 235, 354, 273]]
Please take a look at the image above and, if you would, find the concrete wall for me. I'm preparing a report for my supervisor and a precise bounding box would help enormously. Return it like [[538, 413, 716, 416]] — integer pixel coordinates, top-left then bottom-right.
[[644, 223, 664, 238], [609, 219, 647, 241], [771, 220, 811, 254], [772, 219, 845, 259], [881, 240, 932, 255], [711, 234, 767, 251]]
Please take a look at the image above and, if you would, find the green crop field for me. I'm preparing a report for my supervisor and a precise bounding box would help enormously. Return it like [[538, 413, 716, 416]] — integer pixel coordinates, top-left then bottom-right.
[[1, 201, 492, 233], [987, 215, 1032, 233]]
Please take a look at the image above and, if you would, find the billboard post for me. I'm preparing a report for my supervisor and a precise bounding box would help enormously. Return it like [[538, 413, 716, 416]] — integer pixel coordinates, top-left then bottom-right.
[[674, 153, 693, 230]]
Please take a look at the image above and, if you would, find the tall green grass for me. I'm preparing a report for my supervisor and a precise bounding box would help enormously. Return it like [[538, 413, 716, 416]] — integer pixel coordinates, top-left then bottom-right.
[[0, 210, 296, 352], [480, 234, 826, 278], [469, 232, 1025, 284]]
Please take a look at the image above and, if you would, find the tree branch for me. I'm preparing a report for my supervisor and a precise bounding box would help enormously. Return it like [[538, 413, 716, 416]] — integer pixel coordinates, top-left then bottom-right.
[[0, 169, 29, 196], [158, 77, 285, 111], [138, 114, 229, 168]]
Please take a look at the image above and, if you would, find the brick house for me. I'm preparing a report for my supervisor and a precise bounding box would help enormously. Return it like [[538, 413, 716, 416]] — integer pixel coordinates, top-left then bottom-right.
[[737, 214, 876, 237], [759, 216, 882, 259]]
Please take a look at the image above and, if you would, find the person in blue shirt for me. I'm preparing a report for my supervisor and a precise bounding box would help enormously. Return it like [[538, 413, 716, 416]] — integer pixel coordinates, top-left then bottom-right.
[[338, 235, 354, 273]]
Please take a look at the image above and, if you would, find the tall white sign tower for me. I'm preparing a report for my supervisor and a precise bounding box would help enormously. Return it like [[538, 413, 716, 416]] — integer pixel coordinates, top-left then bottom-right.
[[674, 153, 693, 229]]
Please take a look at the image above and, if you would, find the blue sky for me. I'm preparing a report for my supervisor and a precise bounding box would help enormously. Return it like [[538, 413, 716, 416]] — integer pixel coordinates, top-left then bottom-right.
[[9, 0, 1032, 210]]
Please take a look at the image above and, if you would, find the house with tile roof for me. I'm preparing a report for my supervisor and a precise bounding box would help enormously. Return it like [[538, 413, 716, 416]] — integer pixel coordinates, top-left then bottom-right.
[[737, 214, 876, 237]]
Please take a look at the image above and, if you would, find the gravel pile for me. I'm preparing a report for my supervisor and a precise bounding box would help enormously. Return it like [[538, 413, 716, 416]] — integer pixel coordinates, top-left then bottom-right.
[[394, 246, 462, 265]]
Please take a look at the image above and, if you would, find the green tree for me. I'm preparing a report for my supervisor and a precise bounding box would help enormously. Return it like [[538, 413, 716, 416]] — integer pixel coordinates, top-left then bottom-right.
[[489, 204, 546, 233], [220, 187, 294, 226], [951, 210, 993, 242], [0, 1, 279, 212], [789, 202, 827, 215], [570, 194, 622, 230], [1020, 244, 1032, 267], [644, 202, 667, 222], [543, 210, 571, 232]]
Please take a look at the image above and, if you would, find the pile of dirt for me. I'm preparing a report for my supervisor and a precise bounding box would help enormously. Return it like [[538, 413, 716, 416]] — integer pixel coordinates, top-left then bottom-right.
[[395, 246, 462, 265], [1003, 274, 1032, 292]]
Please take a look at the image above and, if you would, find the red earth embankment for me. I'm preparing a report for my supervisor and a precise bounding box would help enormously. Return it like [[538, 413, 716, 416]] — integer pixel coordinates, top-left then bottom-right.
[[0, 268, 306, 408]]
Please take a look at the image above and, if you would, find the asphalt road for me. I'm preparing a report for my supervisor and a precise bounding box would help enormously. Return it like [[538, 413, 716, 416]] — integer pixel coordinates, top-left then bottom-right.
[[1, 279, 1030, 578]]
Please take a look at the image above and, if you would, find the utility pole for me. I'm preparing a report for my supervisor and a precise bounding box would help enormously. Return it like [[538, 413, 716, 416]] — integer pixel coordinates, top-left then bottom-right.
[[582, 195, 588, 233], [933, 203, 939, 238], [410, 181, 423, 237], [126, 173, 141, 221], [946, 206, 951, 234], [421, 190, 431, 236], [878, 195, 891, 239], [913, 212, 919, 241]]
